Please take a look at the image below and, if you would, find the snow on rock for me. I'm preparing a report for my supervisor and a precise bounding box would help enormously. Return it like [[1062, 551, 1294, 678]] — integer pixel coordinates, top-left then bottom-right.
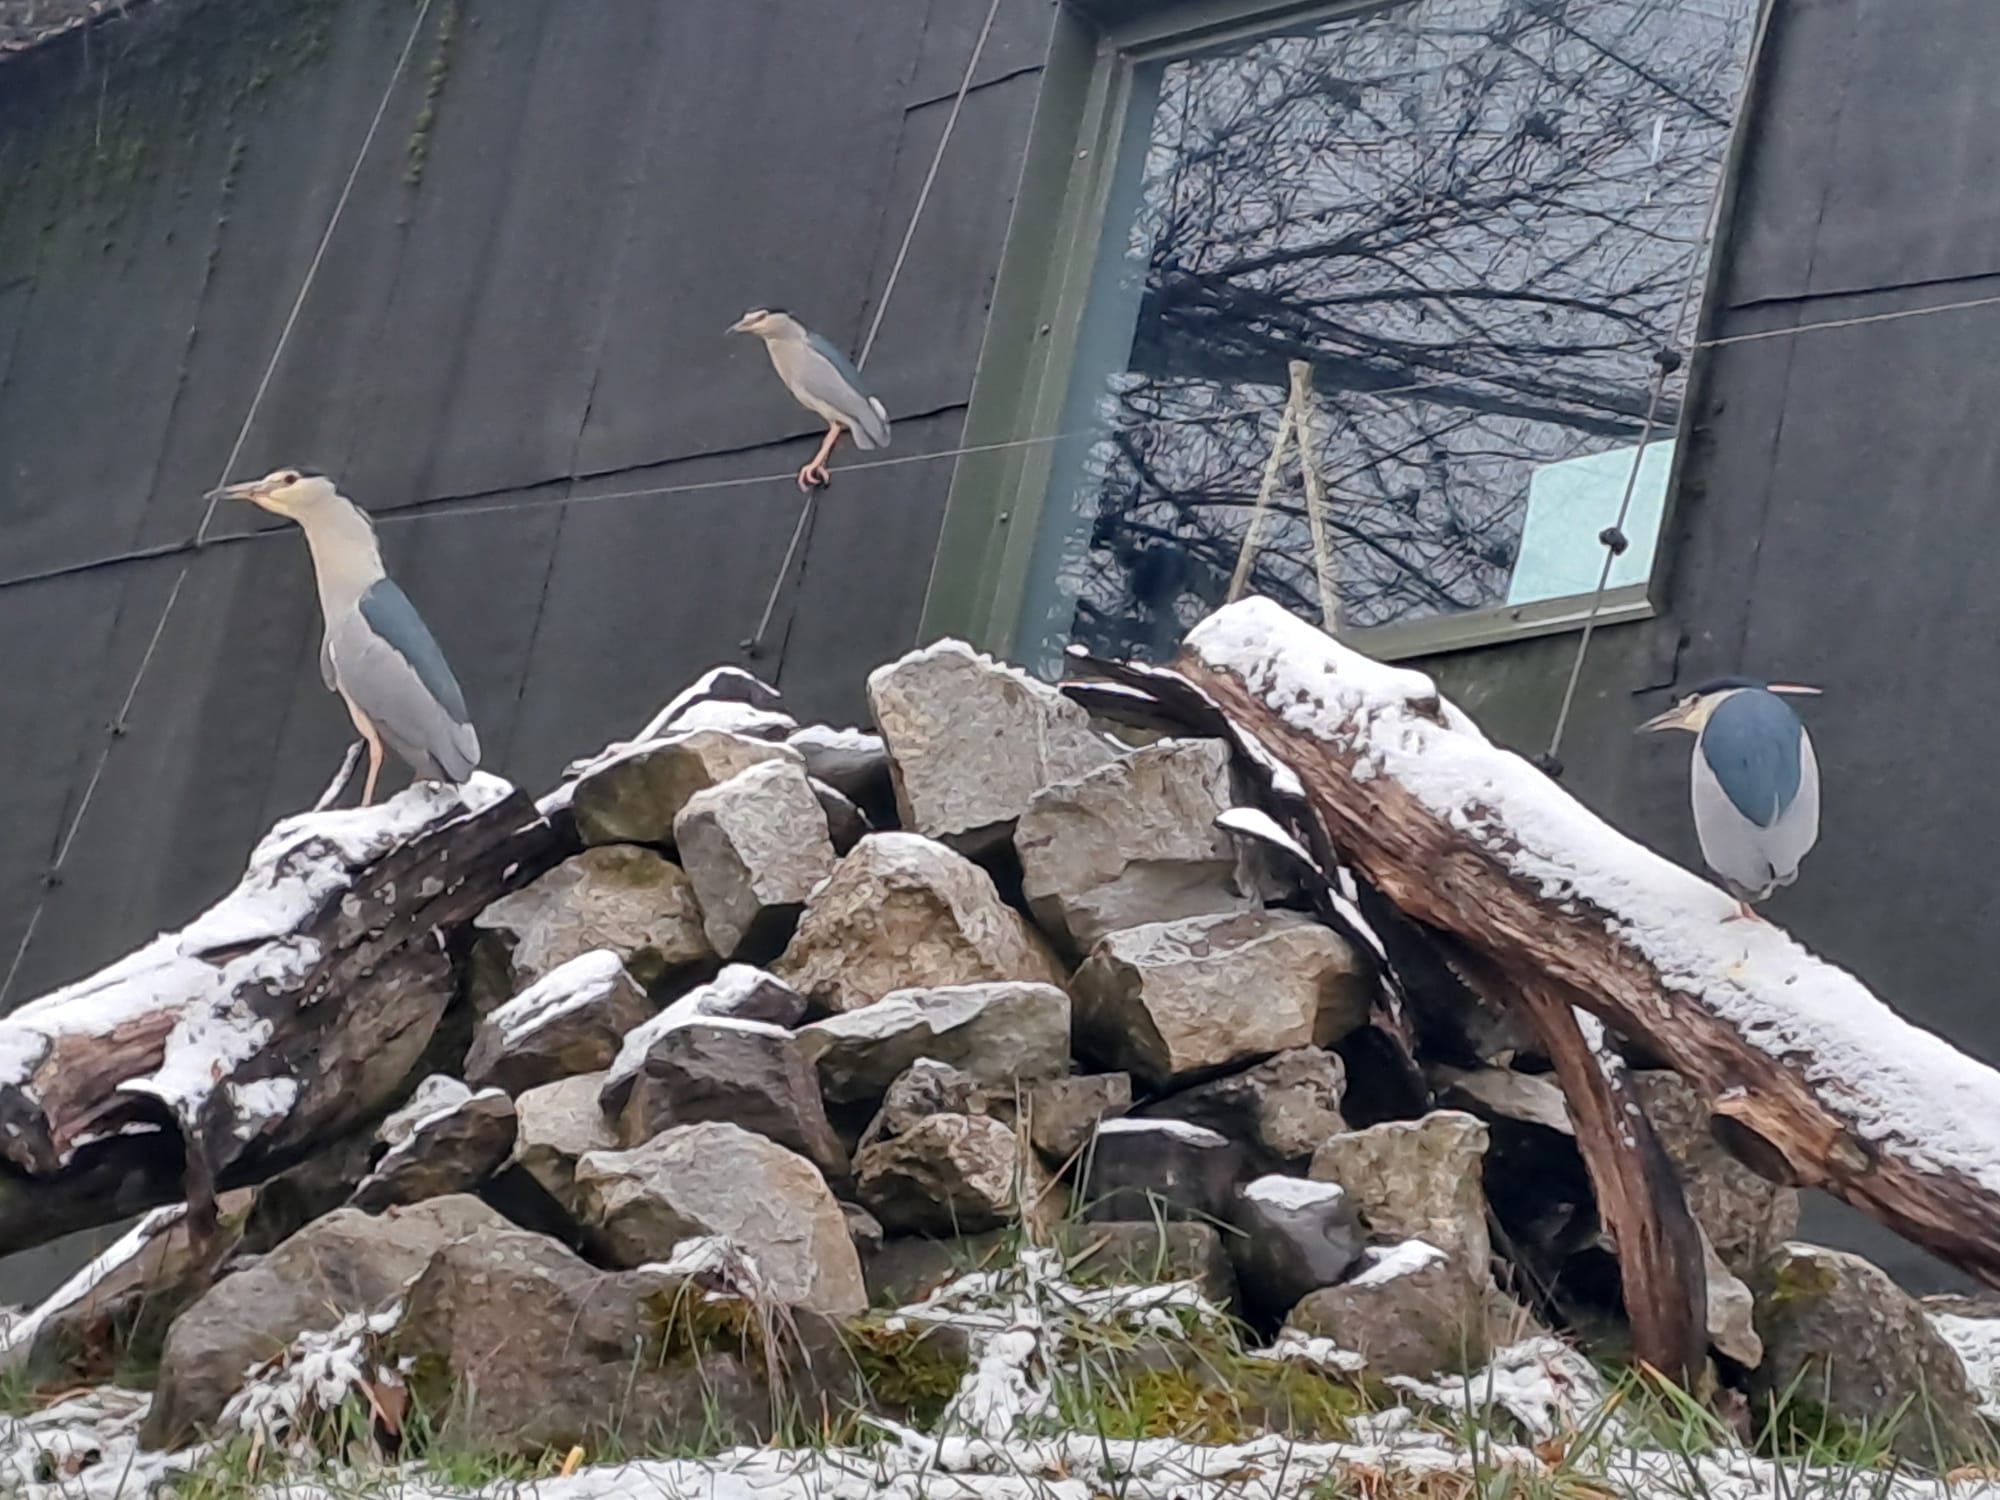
[[490, 949, 631, 1047], [603, 966, 797, 1100], [1242, 1174, 1347, 1212], [1186, 596, 2000, 1196], [1214, 805, 1319, 874], [1347, 1238, 1447, 1288], [1094, 1116, 1229, 1147], [378, 1074, 474, 1150], [1932, 1311, 2000, 1421], [0, 774, 515, 1145]]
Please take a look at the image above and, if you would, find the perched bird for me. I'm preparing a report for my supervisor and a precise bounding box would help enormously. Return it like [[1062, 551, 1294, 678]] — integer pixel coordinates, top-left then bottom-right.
[[728, 308, 889, 490], [1636, 677, 1821, 919], [210, 467, 480, 806]]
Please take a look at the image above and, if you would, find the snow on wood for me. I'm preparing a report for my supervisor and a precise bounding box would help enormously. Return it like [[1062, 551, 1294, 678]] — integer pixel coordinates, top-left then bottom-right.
[[0, 775, 560, 1256], [1175, 596, 2000, 1289]]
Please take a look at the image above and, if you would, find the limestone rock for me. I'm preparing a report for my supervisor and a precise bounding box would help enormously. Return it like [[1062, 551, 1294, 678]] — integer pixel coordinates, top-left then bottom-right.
[[613, 1017, 847, 1183], [474, 845, 713, 1000], [1310, 1111, 1493, 1292], [797, 980, 1071, 1104], [1286, 1240, 1490, 1379], [1752, 1242, 1985, 1461], [569, 729, 800, 846], [789, 725, 894, 811], [1080, 1118, 1241, 1224], [377, 1075, 472, 1151], [351, 1088, 517, 1212], [1072, 911, 1369, 1087], [572, 1122, 864, 1314], [1015, 738, 1254, 951], [674, 758, 837, 958], [774, 833, 1065, 1012], [1700, 1226, 1762, 1369], [1229, 1176, 1365, 1319], [512, 1071, 617, 1215], [841, 1202, 886, 1259], [143, 1196, 509, 1447], [1634, 1070, 1799, 1277], [855, 1113, 1049, 1236], [812, 778, 870, 855], [463, 950, 654, 1094], [1024, 1073, 1132, 1165], [599, 964, 809, 1118], [866, 640, 1116, 853], [636, 667, 787, 741], [1142, 1048, 1347, 1173], [859, 1059, 986, 1149], [392, 1230, 859, 1457]]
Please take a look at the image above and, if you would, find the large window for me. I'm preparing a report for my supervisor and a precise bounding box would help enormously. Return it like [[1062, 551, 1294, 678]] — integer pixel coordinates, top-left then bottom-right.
[[961, 0, 1762, 675]]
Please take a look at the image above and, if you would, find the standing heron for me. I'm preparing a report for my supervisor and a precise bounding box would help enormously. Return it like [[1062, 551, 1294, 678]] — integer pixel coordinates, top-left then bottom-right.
[[211, 467, 480, 806], [728, 308, 889, 490], [1637, 677, 1821, 919]]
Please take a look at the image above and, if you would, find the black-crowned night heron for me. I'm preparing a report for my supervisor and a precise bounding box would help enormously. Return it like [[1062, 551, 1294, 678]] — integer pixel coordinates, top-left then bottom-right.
[[210, 467, 480, 806], [728, 308, 889, 490], [1637, 676, 1821, 919]]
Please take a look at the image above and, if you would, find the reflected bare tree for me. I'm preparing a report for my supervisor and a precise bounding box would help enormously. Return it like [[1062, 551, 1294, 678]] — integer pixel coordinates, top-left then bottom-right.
[[1043, 0, 1754, 668]]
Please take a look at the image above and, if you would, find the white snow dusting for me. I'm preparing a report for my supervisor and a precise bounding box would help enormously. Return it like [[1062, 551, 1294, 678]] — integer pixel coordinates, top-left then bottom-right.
[[0, 1206, 184, 1369], [1095, 1116, 1229, 1147], [491, 949, 630, 1045], [604, 968, 793, 1094], [1242, 1174, 1346, 1212], [1932, 1311, 2000, 1420], [1187, 597, 2000, 1195], [1347, 1239, 1447, 1288]]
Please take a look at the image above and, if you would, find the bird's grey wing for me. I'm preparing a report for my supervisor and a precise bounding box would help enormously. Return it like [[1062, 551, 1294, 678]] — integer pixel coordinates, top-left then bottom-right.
[[1760, 727, 1821, 888], [800, 332, 891, 449], [329, 580, 480, 783], [1701, 691, 1803, 827]]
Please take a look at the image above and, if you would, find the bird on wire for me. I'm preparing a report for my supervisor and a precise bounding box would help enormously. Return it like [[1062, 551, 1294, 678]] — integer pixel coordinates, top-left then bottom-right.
[[1636, 676, 1821, 921], [729, 308, 890, 490], [210, 467, 480, 807]]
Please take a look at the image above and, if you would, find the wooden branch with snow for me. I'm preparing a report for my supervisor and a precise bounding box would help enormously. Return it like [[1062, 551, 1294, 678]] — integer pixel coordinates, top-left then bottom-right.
[[0, 775, 563, 1255], [1165, 597, 2000, 1291]]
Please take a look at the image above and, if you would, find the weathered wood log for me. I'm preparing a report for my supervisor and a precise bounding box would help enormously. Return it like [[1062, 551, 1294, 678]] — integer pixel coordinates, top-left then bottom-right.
[[1167, 597, 2000, 1292], [0, 775, 565, 1255]]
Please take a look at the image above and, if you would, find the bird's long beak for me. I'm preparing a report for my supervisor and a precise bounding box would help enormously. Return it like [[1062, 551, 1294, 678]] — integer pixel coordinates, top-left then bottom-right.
[[726, 314, 756, 335], [1634, 703, 1692, 735], [1765, 682, 1823, 697], [206, 479, 266, 503]]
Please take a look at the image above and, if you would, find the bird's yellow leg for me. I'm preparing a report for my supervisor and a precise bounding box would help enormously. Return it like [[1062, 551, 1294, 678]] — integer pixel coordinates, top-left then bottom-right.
[[798, 424, 842, 490], [1721, 900, 1764, 924]]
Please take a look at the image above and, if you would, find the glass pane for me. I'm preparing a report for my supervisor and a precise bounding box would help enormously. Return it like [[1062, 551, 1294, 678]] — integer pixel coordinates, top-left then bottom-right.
[[1019, 0, 1758, 675]]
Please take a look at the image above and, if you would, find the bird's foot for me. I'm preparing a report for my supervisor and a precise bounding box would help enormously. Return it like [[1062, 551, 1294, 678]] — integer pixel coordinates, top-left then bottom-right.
[[797, 461, 830, 492]]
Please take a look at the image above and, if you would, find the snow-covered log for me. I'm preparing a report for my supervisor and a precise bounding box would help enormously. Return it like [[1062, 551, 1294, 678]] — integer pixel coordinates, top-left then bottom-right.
[[0, 776, 563, 1254], [1165, 597, 2000, 1292]]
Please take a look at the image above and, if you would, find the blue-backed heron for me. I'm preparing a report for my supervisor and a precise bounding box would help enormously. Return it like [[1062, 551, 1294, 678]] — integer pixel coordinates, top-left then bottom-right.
[[728, 308, 890, 490], [1637, 676, 1821, 919], [210, 467, 480, 806]]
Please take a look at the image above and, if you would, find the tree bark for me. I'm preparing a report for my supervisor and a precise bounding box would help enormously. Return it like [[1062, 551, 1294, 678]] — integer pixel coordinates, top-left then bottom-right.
[[1162, 597, 2000, 1293], [0, 778, 565, 1255]]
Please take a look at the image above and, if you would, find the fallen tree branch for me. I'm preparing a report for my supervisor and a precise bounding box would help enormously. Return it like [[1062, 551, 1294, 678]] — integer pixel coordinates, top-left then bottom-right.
[[0, 775, 564, 1255], [1168, 597, 2000, 1290]]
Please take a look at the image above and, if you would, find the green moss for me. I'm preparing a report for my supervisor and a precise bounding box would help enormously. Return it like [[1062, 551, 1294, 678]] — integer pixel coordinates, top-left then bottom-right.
[[641, 1286, 764, 1367], [1057, 1343, 1360, 1444], [1762, 1252, 1835, 1310], [842, 1318, 969, 1427], [404, 0, 461, 185]]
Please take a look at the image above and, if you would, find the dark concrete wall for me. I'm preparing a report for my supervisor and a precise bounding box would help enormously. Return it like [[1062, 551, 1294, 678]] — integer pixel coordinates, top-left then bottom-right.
[[1424, 0, 2000, 1291], [0, 0, 1054, 1012]]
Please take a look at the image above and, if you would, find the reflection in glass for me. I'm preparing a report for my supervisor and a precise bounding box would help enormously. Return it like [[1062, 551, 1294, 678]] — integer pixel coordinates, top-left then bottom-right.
[[1020, 0, 1757, 674]]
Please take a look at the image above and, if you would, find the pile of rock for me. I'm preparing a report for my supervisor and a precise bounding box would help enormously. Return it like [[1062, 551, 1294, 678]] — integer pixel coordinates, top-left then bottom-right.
[[2, 643, 1994, 1466]]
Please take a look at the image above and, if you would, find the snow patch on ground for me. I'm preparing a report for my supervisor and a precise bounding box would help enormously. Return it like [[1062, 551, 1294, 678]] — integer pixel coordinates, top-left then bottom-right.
[[1932, 1311, 2000, 1421]]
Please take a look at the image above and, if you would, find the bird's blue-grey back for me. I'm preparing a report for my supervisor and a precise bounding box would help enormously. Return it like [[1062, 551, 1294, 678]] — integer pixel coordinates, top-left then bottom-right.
[[336, 577, 480, 783], [1699, 689, 1804, 827]]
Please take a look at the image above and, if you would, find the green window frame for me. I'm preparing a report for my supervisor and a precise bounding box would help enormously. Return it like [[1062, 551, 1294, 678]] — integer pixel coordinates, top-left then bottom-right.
[[920, 0, 1766, 669]]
